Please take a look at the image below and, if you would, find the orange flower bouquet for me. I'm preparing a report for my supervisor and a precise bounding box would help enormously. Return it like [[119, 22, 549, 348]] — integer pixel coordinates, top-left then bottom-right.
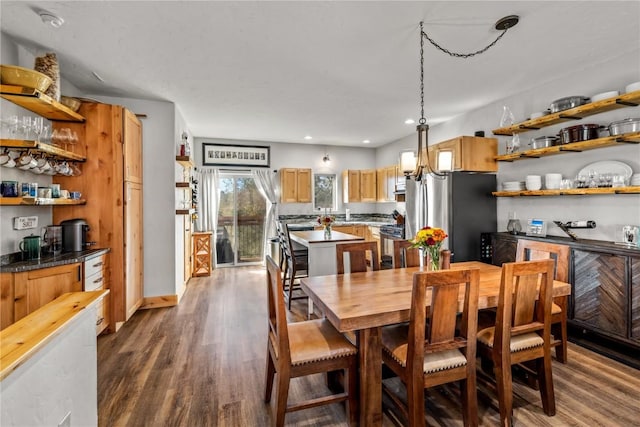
[[410, 226, 448, 270]]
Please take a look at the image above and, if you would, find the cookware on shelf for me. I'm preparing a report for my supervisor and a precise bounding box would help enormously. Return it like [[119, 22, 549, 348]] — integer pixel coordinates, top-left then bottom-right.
[[530, 136, 558, 149], [558, 123, 601, 144], [549, 96, 590, 113], [608, 118, 640, 136]]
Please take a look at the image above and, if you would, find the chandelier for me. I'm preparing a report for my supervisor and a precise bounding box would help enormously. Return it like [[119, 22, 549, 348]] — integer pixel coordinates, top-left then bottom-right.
[[407, 15, 519, 180]]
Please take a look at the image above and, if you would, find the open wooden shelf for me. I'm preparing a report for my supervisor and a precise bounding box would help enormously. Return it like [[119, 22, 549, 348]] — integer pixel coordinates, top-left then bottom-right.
[[176, 156, 194, 168], [494, 132, 640, 162], [492, 90, 640, 136], [0, 197, 87, 206], [0, 85, 85, 122], [0, 139, 86, 162], [492, 186, 640, 197]]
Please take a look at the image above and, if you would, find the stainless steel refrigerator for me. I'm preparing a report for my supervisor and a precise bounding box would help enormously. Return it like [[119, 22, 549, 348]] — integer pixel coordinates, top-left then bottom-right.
[[405, 171, 496, 262]]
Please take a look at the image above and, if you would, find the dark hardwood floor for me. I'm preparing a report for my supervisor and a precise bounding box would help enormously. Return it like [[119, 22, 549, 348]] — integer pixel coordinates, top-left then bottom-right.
[[98, 266, 640, 426]]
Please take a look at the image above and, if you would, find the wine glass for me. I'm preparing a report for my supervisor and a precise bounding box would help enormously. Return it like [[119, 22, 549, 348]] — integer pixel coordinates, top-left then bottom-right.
[[32, 117, 44, 143]]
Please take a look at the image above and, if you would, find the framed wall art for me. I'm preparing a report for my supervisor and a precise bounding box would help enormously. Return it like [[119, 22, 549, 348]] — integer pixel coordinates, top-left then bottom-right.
[[202, 143, 270, 168]]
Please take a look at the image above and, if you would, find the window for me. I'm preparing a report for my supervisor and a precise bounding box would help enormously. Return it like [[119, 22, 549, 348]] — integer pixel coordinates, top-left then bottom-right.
[[314, 174, 336, 210]]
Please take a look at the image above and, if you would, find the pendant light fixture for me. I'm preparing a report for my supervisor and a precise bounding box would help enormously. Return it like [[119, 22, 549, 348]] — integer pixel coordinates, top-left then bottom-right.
[[407, 16, 519, 180]]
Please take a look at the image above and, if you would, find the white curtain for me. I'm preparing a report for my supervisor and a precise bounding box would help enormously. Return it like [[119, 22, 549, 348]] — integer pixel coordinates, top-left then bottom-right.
[[253, 169, 279, 261], [195, 168, 220, 263]]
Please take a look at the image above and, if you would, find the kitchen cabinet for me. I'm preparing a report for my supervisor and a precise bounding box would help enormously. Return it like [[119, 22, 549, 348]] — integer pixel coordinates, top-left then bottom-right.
[[280, 168, 311, 203], [426, 135, 498, 172], [192, 232, 213, 277], [376, 165, 397, 202], [490, 234, 517, 266], [631, 257, 640, 343], [84, 254, 109, 335], [573, 249, 627, 339], [342, 169, 377, 203], [13, 263, 82, 323], [53, 102, 144, 331], [0, 273, 13, 330]]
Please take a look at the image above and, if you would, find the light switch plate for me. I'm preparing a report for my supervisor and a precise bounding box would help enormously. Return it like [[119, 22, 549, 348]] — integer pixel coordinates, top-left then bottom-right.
[[13, 216, 38, 230]]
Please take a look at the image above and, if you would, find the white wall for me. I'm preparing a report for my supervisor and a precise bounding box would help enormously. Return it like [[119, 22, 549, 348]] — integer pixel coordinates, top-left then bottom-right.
[[377, 50, 640, 242], [82, 95, 177, 298], [192, 137, 387, 216], [1, 307, 98, 427]]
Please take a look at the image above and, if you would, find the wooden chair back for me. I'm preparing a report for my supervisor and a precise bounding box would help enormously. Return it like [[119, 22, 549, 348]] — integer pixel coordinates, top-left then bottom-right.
[[407, 268, 480, 376], [336, 241, 380, 274], [266, 255, 291, 367], [392, 239, 452, 270], [392, 239, 421, 268], [495, 259, 555, 359], [516, 239, 569, 281]]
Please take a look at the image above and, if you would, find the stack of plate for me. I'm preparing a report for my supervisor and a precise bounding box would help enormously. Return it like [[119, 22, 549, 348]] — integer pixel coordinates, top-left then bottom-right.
[[631, 174, 640, 186], [502, 181, 525, 192]]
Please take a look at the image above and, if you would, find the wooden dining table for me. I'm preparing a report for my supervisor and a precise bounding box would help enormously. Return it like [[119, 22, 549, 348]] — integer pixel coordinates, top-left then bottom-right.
[[299, 261, 572, 426]]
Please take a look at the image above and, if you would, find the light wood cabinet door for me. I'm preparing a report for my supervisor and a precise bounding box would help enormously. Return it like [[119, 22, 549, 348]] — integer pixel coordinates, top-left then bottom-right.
[[123, 109, 143, 183], [13, 264, 82, 322], [280, 168, 298, 202], [1, 273, 14, 330], [343, 170, 361, 203], [376, 168, 387, 202], [296, 168, 312, 202], [125, 181, 144, 321], [428, 136, 498, 172], [360, 169, 377, 202], [193, 232, 212, 277]]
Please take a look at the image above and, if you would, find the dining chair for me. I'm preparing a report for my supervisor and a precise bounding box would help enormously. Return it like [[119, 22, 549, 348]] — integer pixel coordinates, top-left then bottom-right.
[[264, 256, 358, 426], [381, 268, 480, 426], [515, 239, 569, 363], [336, 240, 380, 274], [392, 240, 452, 270], [477, 259, 556, 426], [282, 223, 309, 310]]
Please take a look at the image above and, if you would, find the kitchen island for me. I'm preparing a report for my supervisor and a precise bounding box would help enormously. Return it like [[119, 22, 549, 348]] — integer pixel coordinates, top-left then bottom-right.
[[289, 230, 364, 276]]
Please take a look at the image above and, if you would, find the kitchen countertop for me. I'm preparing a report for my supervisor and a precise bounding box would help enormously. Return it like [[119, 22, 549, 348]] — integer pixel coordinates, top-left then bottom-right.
[[0, 248, 110, 273], [493, 232, 640, 256], [287, 221, 394, 228]]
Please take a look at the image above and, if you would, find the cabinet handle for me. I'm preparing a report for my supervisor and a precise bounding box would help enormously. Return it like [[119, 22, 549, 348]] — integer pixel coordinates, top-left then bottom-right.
[[92, 261, 103, 268], [78, 265, 82, 282], [93, 277, 104, 284], [96, 317, 104, 326]]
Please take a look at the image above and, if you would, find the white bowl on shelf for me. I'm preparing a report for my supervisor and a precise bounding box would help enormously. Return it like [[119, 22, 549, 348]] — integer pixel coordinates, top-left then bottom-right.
[[625, 81, 640, 94], [591, 91, 619, 102]]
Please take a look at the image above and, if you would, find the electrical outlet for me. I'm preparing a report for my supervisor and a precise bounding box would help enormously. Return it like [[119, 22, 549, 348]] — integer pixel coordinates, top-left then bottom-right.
[[13, 216, 38, 230], [58, 411, 71, 427]]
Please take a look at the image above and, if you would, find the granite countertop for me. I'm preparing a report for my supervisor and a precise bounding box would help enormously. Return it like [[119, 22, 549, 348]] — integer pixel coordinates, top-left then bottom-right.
[[287, 220, 393, 229], [493, 232, 640, 256], [0, 248, 110, 273]]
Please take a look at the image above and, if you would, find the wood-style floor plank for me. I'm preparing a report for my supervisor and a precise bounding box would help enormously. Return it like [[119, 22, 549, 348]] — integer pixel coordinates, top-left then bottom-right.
[[98, 266, 640, 426]]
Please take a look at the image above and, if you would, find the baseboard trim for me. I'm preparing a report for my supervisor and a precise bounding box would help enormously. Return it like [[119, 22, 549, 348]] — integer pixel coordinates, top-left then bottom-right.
[[140, 294, 178, 309], [140, 280, 189, 310]]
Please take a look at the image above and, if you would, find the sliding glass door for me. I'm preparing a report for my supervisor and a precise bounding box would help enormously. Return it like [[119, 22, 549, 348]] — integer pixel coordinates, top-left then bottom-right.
[[216, 172, 266, 266]]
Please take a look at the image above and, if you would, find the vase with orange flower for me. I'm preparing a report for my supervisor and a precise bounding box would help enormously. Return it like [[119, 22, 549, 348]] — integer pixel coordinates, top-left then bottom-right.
[[410, 226, 448, 271]]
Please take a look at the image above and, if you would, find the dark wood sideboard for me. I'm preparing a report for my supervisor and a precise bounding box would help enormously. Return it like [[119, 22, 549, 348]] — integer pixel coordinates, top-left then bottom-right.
[[491, 232, 640, 368]]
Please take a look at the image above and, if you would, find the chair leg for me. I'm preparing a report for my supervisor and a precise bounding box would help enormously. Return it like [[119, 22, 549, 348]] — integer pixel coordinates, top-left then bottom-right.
[[287, 266, 296, 310], [461, 372, 478, 427], [536, 354, 556, 416], [554, 317, 568, 364], [273, 370, 290, 427], [494, 363, 513, 427], [264, 348, 275, 403], [406, 377, 425, 426], [347, 361, 359, 426]]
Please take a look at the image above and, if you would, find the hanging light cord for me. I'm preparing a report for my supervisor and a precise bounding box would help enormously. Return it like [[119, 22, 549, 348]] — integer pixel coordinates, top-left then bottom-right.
[[421, 26, 509, 59], [416, 18, 516, 178]]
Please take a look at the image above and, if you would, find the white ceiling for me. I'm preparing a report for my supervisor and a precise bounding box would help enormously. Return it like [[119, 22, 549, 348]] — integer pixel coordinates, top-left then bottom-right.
[[1, 1, 639, 147]]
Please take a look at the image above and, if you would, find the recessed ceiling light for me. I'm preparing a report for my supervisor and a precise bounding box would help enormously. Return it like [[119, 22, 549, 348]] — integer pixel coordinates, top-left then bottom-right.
[[38, 11, 64, 28], [362, 140, 370, 144], [304, 135, 312, 140], [404, 119, 415, 124]]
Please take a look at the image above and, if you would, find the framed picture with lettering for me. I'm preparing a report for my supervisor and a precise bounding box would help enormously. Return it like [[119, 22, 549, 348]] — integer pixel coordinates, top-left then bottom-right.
[[202, 143, 270, 168]]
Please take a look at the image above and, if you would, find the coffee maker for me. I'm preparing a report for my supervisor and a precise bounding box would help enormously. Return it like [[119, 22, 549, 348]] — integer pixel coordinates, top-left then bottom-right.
[[60, 219, 90, 252]]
